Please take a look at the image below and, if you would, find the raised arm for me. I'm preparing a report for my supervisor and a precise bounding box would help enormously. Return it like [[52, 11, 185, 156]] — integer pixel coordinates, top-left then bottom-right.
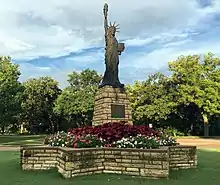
[[103, 3, 108, 34]]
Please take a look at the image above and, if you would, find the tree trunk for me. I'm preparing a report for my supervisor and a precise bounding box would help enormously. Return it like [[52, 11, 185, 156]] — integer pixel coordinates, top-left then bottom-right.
[[51, 124, 55, 134], [49, 120, 55, 134], [47, 114, 55, 134], [56, 122, 59, 132], [203, 114, 209, 137], [1, 126, 4, 135]]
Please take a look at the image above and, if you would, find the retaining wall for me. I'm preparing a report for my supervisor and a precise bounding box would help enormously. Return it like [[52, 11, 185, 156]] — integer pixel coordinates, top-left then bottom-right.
[[20, 145, 197, 179], [169, 145, 197, 170]]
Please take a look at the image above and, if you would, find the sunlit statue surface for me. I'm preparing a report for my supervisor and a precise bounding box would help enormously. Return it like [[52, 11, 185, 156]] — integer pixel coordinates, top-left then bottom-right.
[[99, 3, 125, 88]]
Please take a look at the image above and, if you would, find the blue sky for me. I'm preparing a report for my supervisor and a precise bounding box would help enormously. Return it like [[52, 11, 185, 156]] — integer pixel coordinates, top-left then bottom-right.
[[1, 0, 220, 88]]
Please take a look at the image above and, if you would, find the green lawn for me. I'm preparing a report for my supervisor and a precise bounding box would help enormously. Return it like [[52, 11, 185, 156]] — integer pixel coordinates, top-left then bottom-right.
[[0, 149, 219, 185], [0, 135, 45, 146]]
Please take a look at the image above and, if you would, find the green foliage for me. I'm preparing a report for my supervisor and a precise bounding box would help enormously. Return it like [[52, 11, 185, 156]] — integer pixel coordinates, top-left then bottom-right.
[[21, 76, 61, 133], [0, 53, 219, 136], [0, 56, 24, 134], [157, 127, 185, 137], [54, 69, 102, 127], [169, 53, 220, 135], [169, 54, 220, 115], [67, 69, 102, 90], [127, 73, 176, 124], [127, 53, 219, 136], [158, 134, 177, 146]]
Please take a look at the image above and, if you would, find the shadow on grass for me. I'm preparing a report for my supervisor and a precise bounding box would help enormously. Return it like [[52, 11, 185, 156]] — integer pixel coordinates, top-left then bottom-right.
[[0, 149, 219, 185], [0, 135, 45, 146]]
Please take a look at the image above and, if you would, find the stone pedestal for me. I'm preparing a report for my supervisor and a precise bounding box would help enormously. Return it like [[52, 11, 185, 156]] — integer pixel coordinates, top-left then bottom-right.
[[92, 86, 133, 126]]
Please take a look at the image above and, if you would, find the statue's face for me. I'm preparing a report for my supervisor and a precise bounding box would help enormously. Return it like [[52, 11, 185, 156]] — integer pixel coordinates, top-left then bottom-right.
[[108, 26, 116, 36]]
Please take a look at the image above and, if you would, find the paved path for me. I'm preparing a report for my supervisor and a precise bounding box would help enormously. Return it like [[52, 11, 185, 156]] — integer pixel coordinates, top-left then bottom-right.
[[177, 138, 220, 149], [0, 146, 20, 151]]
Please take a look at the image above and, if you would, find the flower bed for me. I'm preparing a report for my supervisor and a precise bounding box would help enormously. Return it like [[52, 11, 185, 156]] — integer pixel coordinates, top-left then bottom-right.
[[68, 122, 159, 143], [44, 123, 177, 149], [23, 123, 195, 179]]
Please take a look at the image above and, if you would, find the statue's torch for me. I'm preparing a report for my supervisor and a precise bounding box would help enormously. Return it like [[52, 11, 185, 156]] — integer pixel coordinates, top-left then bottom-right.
[[103, 3, 108, 17]]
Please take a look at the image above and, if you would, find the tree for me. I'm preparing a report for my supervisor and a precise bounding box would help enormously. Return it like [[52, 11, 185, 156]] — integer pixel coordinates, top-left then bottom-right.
[[127, 72, 176, 125], [169, 53, 220, 136], [21, 76, 61, 133], [0, 56, 23, 134], [54, 69, 102, 128]]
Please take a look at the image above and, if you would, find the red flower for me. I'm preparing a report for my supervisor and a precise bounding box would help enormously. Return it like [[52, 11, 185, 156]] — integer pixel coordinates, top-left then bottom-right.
[[68, 122, 158, 144], [104, 144, 112, 147], [74, 143, 78, 148]]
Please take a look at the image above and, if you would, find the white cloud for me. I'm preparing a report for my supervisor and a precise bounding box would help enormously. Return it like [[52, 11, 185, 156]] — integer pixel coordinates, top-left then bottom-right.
[[123, 40, 220, 71], [117, 39, 220, 84], [163, 39, 192, 47], [124, 31, 198, 47], [65, 49, 104, 64], [17, 37, 220, 88], [2, 0, 220, 88], [18, 63, 77, 89], [0, 0, 219, 60]]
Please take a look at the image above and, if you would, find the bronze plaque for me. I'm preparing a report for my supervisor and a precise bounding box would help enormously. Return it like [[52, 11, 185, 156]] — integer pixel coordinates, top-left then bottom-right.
[[111, 104, 125, 118]]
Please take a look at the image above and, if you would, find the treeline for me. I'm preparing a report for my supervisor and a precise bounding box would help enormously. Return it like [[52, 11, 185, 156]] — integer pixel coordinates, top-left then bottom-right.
[[0, 53, 219, 136]]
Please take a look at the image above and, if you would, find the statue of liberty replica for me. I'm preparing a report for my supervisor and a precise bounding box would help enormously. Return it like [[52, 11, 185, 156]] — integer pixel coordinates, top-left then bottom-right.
[[99, 3, 125, 88], [93, 3, 133, 126]]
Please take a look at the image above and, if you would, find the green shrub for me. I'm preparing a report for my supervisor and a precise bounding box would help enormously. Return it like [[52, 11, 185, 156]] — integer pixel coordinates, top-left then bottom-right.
[[158, 127, 185, 137], [158, 134, 177, 146]]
